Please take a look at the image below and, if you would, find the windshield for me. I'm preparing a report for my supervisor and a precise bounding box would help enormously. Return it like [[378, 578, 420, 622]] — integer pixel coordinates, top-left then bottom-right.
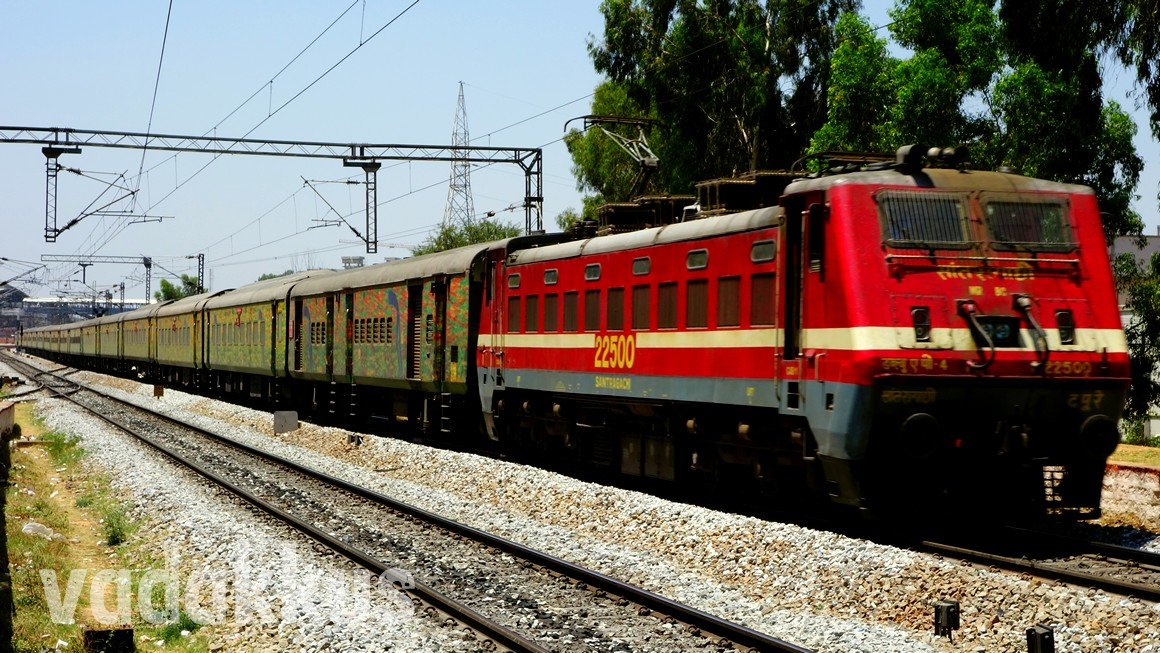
[[982, 195, 1074, 252], [876, 190, 973, 249]]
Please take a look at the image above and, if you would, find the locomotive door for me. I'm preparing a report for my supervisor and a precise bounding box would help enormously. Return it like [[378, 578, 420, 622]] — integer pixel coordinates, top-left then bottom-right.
[[783, 202, 804, 363]]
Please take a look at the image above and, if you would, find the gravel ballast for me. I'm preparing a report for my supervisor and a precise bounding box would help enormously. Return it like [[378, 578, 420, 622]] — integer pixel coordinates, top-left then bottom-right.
[[28, 393, 474, 652], [13, 356, 1160, 653]]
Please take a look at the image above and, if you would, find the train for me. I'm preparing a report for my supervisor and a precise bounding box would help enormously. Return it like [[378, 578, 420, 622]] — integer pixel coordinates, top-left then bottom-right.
[[20, 145, 1130, 518]]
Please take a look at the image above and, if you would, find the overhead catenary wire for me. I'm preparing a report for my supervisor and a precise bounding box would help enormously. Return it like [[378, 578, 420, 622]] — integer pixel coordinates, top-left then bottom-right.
[[71, 0, 424, 267]]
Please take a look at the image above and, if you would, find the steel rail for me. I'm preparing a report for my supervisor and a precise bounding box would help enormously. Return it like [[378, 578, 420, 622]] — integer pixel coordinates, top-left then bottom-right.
[[917, 534, 1160, 603], [3, 355, 547, 653], [7, 353, 813, 653]]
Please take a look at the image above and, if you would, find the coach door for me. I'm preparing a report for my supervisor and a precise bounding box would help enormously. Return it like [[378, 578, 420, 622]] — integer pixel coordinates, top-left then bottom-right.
[[342, 291, 354, 382], [292, 299, 304, 372], [325, 295, 335, 378], [407, 283, 423, 380]]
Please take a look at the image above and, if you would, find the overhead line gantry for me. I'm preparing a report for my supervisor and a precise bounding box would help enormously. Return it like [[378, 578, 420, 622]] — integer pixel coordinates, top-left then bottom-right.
[[0, 126, 545, 252]]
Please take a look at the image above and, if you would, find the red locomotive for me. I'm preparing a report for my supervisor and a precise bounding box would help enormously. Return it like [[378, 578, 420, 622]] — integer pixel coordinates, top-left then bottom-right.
[[479, 146, 1128, 517], [22, 145, 1129, 517]]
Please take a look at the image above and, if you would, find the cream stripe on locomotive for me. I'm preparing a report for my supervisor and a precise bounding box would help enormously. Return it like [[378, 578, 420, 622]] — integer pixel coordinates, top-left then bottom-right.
[[802, 326, 1128, 354], [485, 326, 1127, 354]]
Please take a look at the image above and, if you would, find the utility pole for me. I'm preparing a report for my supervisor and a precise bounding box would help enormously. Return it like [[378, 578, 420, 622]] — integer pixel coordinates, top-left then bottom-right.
[[443, 82, 476, 230], [186, 253, 205, 293]]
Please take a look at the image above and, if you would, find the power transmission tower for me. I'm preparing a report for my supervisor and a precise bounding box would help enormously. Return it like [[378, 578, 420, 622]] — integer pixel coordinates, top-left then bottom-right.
[[442, 82, 475, 229]]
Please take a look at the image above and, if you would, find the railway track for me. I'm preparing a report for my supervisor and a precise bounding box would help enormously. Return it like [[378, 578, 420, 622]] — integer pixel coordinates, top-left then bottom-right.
[[3, 352, 812, 653], [916, 525, 1160, 603]]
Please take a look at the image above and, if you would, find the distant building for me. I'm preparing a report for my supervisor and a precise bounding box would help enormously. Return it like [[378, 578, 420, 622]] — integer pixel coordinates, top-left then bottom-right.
[[0, 285, 28, 343]]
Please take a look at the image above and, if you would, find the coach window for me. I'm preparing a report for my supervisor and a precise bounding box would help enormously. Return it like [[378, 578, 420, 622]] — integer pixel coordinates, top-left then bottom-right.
[[585, 264, 601, 281], [386, 316, 394, 344], [563, 292, 579, 332], [544, 269, 558, 285], [607, 288, 625, 330], [658, 282, 678, 329], [686, 249, 709, 270], [632, 257, 651, 276], [584, 290, 601, 331], [751, 240, 776, 263], [507, 296, 521, 332], [543, 293, 559, 332], [751, 273, 775, 325], [525, 295, 540, 332], [718, 277, 741, 327], [687, 280, 708, 328]]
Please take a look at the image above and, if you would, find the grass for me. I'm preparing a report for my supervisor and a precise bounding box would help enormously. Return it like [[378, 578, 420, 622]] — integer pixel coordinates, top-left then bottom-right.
[[6, 403, 206, 652], [157, 611, 201, 644], [1109, 442, 1160, 467]]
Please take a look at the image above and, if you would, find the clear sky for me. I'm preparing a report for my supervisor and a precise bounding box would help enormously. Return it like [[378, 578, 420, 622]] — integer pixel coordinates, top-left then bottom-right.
[[2, 1, 1157, 301]]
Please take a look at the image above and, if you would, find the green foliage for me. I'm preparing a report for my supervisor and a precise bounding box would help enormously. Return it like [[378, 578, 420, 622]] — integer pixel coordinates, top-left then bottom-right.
[[572, 0, 857, 204], [157, 610, 200, 643], [811, 13, 896, 153], [411, 217, 522, 256], [1116, 252, 1160, 418], [564, 82, 658, 213], [154, 273, 204, 302], [102, 506, 131, 546], [257, 269, 295, 282], [555, 208, 581, 232], [42, 431, 83, 467]]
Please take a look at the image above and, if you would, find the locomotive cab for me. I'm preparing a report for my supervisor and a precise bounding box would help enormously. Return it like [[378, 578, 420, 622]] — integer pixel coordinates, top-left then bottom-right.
[[782, 147, 1129, 518]]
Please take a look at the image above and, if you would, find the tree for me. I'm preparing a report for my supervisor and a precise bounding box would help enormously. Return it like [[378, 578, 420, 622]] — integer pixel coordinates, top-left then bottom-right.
[[569, 0, 857, 209], [154, 274, 203, 302], [555, 208, 581, 232], [1116, 252, 1160, 419], [257, 269, 294, 282], [411, 217, 521, 257]]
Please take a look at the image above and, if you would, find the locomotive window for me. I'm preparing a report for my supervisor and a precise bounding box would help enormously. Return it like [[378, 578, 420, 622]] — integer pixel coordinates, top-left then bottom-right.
[[507, 274, 521, 289], [584, 290, 601, 331], [686, 249, 709, 270], [607, 288, 625, 331], [751, 273, 775, 326], [632, 257, 651, 275], [584, 264, 601, 281], [543, 293, 559, 332], [718, 277, 741, 327], [507, 296, 521, 332], [687, 280, 708, 328], [658, 282, 678, 329], [632, 285, 650, 330], [982, 195, 1073, 252], [525, 295, 540, 332], [876, 189, 972, 249], [750, 240, 775, 263], [563, 292, 579, 332], [544, 269, 558, 285]]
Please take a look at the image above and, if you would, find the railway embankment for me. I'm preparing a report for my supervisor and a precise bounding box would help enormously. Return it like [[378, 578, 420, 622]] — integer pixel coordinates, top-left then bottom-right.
[[1102, 458, 1160, 536], [59, 362, 1160, 653], [1, 364, 462, 651]]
